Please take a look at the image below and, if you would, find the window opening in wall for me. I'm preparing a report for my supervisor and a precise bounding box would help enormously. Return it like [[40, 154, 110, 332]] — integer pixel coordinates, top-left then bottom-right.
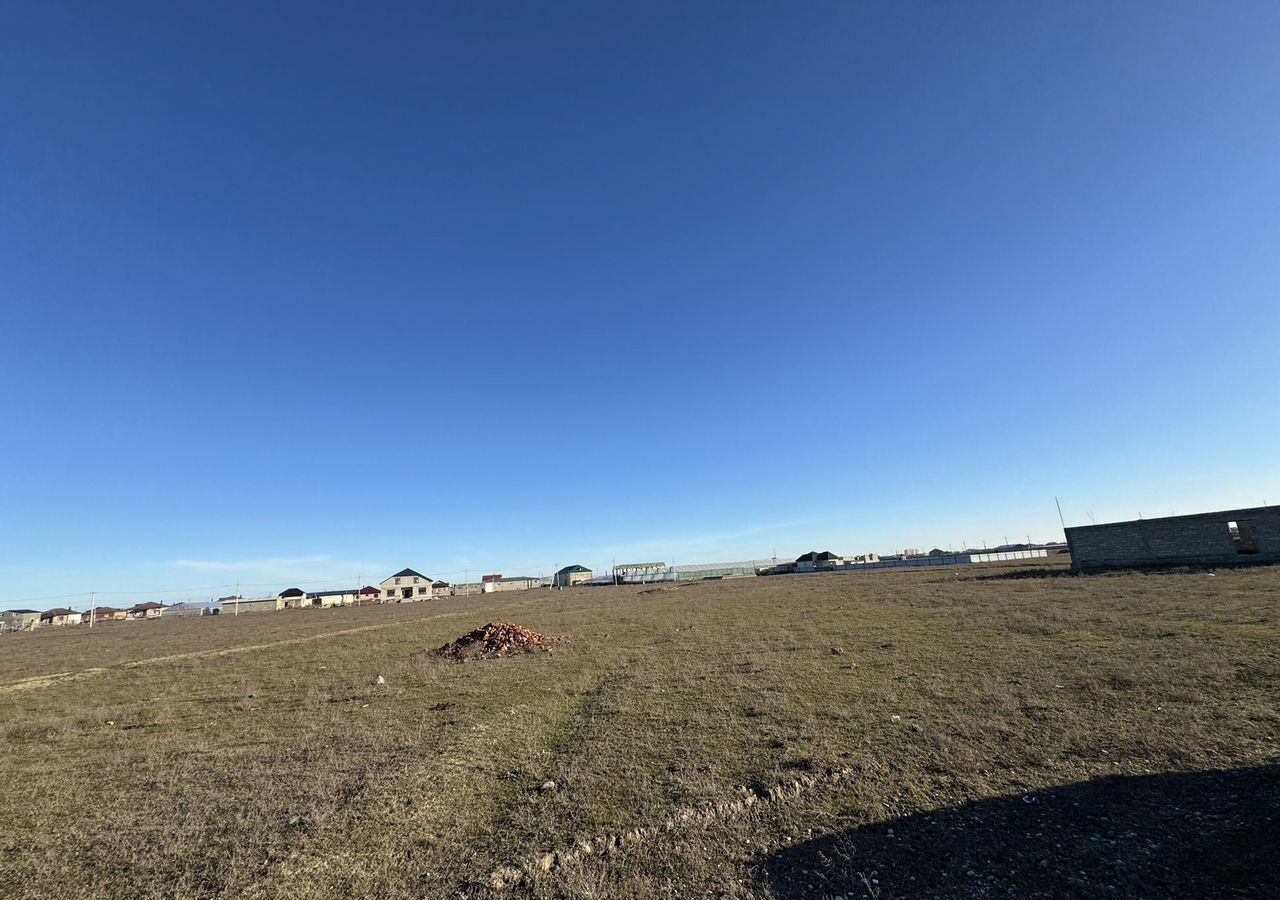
[[1228, 520, 1259, 554]]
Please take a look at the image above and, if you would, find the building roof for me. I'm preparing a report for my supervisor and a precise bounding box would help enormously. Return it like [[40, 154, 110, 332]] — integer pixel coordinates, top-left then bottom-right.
[[6, 609, 40, 614], [358, 586, 380, 595], [307, 589, 354, 598], [278, 587, 306, 598], [431, 580, 449, 588], [497, 575, 538, 582], [386, 568, 427, 580], [557, 565, 591, 574], [616, 562, 666, 569], [218, 595, 242, 602], [129, 602, 164, 611], [795, 551, 839, 563], [671, 559, 777, 573], [42, 608, 78, 617], [88, 607, 119, 615]]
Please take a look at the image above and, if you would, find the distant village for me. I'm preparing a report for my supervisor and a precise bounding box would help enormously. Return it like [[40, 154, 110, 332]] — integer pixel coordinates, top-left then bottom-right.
[[10, 503, 1271, 633], [1, 545, 1059, 632]]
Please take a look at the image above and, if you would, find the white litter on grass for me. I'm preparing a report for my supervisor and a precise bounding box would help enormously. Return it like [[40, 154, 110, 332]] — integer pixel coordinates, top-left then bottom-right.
[[375, 675, 386, 685]]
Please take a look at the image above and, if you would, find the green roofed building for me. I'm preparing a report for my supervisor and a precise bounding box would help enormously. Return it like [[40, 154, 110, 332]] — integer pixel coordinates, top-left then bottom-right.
[[554, 564, 592, 587]]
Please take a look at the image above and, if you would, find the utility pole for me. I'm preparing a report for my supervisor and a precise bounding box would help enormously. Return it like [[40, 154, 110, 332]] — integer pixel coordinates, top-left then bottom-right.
[[89, 591, 96, 628]]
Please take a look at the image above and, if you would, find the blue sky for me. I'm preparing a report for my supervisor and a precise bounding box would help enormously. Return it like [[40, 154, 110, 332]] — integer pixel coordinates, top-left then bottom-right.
[[3, 2, 1278, 609]]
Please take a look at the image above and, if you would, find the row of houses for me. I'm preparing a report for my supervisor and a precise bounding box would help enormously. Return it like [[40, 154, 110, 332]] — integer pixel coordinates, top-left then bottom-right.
[[214, 566, 599, 616], [2, 564, 607, 631], [0, 541, 1067, 632], [2, 601, 169, 631]]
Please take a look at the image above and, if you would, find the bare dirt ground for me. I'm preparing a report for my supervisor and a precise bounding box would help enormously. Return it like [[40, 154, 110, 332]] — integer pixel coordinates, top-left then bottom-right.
[[1, 559, 1276, 899]]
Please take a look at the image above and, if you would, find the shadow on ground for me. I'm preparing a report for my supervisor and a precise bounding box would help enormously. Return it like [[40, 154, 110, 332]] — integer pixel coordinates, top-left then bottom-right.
[[971, 566, 1078, 581], [760, 765, 1279, 899]]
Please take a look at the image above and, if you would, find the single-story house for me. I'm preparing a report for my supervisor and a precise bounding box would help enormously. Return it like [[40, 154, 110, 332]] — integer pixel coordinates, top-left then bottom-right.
[[305, 589, 362, 608], [41, 608, 82, 627], [2, 609, 43, 631], [223, 596, 281, 614], [357, 585, 381, 603], [83, 606, 123, 624], [554, 565, 593, 587], [380, 568, 432, 602], [278, 587, 307, 609], [484, 576, 542, 593], [431, 580, 450, 598], [126, 602, 165, 620], [163, 601, 218, 618]]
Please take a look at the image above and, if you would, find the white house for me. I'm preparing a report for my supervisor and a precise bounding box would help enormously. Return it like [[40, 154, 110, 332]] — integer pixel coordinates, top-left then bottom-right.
[[483, 576, 542, 593], [380, 568, 432, 602]]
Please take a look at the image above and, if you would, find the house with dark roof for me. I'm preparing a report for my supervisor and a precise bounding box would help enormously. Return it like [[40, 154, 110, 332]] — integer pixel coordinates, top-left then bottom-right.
[[84, 606, 123, 624], [126, 602, 165, 620], [41, 608, 82, 626], [278, 587, 307, 609], [379, 568, 432, 602], [430, 580, 450, 598], [358, 585, 381, 603], [794, 551, 844, 572], [554, 564, 593, 587]]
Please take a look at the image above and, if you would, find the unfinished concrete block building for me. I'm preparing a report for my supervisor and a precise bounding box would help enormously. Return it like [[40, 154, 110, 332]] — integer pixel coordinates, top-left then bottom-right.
[[1065, 506, 1280, 571]]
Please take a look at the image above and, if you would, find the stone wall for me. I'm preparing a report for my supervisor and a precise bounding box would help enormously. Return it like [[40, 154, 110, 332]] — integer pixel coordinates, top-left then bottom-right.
[[1065, 506, 1280, 571]]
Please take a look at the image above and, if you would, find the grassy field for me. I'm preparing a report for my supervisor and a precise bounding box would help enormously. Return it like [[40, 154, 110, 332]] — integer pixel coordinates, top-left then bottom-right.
[[1, 560, 1277, 899]]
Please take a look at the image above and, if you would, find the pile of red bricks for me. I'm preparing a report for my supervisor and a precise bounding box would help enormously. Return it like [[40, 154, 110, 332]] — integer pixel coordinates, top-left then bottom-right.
[[435, 622, 560, 660]]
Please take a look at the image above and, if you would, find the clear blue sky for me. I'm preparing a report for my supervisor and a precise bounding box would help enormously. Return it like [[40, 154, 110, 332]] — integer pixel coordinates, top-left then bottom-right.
[[3, 2, 1278, 609]]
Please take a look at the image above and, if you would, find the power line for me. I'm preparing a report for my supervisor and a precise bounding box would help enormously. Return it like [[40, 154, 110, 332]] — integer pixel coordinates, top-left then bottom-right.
[[0, 591, 95, 607]]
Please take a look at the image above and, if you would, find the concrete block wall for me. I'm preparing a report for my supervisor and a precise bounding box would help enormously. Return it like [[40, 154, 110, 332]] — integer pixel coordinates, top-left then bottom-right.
[[1065, 506, 1280, 571]]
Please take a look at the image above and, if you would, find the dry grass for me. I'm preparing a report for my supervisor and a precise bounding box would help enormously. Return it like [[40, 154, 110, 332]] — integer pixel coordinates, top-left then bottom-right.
[[1, 560, 1277, 899]]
